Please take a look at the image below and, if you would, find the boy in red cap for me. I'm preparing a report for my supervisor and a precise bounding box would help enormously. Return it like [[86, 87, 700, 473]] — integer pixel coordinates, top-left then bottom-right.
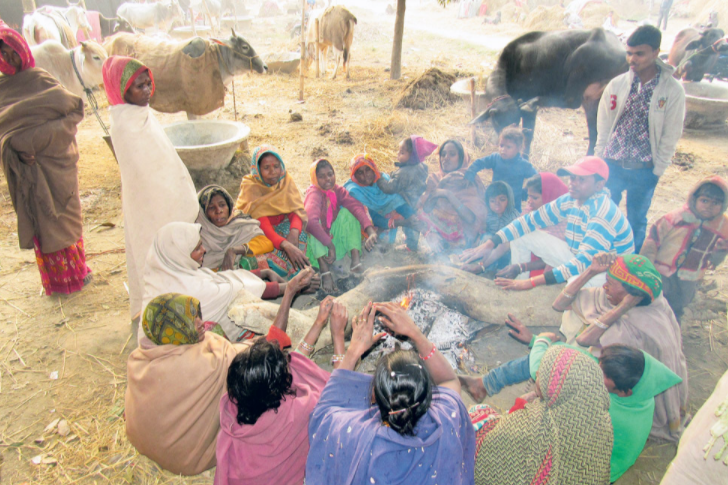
[[460, 156, 635, 290], [595, 25, 685, 253]]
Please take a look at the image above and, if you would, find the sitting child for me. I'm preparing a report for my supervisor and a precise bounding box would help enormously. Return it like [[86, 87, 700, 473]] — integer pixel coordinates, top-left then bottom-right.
[[377, 135, 438, 208], [304, 159, 378, 293], [344, 154, 420, 250], [480, 181, 520, 271], [641, 176, 728, 322], [464, 126, 536, 211]]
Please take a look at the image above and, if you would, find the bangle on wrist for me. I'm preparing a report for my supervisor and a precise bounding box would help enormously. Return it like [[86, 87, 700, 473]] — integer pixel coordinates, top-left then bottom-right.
[[530, 277, 537, 288], [298, 341, 315, 353], [519, 263, 527, 273], [331, 354, 346, 363], [478, 261, 485, 273], [419, 343, 437, 361], [561, 289, 575, 299], [592, 319, 609, 330]]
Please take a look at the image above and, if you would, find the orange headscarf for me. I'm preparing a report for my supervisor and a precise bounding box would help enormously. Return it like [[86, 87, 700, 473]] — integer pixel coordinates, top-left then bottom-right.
[[309, 159, 337, 229], [349, 154, 382, 186]]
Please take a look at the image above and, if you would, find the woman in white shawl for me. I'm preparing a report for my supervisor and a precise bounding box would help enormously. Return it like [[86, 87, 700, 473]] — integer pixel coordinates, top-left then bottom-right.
[[102, 56, 199, 320], [141, 221, 299, 343]]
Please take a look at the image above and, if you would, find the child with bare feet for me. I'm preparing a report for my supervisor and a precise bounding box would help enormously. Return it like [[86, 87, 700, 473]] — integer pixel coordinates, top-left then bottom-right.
[[305, 159, 378, 293], [344, 154, 422, 251]]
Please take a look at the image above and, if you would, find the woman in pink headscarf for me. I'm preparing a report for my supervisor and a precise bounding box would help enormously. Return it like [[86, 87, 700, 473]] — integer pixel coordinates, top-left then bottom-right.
[[0, 26, 91, 296], [102, 56, 199, 320]]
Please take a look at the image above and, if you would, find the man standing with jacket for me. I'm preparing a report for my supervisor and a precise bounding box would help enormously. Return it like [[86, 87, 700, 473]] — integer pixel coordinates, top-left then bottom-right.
[[595, 25, 685, 252]]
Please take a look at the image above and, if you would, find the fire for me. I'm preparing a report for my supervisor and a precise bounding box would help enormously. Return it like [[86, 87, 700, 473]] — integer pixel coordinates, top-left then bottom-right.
[[400, 274, 416, 309]]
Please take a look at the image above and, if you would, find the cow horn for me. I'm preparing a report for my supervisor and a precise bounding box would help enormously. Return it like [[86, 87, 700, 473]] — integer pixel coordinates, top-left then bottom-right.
[[469, 108, 496, 125], [519, 97, 540, 114], [231, 28, 237, 38]]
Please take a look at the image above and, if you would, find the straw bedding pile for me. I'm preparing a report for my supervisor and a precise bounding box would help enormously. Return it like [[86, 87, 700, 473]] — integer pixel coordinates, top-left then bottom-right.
[[500, 3, 529, 24], [395, 68, 460, 110], [690, 0, 728, 26], [523, 5, 566, 31]]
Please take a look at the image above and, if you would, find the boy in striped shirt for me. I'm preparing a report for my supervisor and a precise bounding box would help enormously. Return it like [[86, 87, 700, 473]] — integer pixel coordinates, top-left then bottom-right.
[[460, 156, 634, 289]]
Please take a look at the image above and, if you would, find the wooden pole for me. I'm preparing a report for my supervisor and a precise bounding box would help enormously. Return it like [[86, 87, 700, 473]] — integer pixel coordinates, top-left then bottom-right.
[[22, 0, 37, 14], [315, 18, 320, 79], [298, 0, 306, 101], [390, 0, 406, 80], [470, 77, 477, 146]]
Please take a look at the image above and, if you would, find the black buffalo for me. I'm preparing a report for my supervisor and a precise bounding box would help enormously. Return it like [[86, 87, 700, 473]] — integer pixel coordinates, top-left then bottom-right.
[[471, 28, 628, 155], [668, 28, 728, 82]]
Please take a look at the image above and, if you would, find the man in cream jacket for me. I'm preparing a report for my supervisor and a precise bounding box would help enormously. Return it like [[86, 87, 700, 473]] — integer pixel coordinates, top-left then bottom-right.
[[595, 25, 685, 252]]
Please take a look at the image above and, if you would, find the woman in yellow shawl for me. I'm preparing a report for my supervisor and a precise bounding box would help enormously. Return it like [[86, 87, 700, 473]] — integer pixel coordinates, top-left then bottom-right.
[[235, 145, 310, 278]]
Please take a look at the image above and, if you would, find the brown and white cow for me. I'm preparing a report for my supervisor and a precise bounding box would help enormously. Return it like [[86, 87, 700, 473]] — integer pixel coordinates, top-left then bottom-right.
[[668, 28, 727, 82], [305, 6, 357, 79], [31, 40, 108, 100]]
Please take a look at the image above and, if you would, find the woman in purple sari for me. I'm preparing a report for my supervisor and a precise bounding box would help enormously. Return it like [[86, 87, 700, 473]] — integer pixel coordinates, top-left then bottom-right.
[[305, 302, 475, 485]]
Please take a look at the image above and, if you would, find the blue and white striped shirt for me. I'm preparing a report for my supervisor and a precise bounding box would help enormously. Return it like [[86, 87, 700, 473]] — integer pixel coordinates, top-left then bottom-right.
[[496, 189, 634, 283]]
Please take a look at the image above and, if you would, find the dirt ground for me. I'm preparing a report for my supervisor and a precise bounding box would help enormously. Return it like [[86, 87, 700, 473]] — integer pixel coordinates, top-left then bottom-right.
[[0, 0, 726, 483]]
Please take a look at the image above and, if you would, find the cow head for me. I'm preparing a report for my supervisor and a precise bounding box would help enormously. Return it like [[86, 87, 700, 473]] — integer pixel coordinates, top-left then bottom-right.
[[469, 95, 522, 133], [78, 41, 108, 88], [681, 28, 726, 81], [65, 5, 93, 35], [221, 29, 268, 75]]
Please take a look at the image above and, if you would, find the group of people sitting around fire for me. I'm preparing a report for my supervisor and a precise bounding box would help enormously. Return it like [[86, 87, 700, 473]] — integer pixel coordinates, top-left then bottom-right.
[[2, 22, 727, 484]]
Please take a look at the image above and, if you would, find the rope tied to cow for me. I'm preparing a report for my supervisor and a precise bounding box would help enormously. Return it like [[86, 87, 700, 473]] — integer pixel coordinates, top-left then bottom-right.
[[676, 37, 728, 77], [483, 94, 511, 112], [69, 50, 109, 136]]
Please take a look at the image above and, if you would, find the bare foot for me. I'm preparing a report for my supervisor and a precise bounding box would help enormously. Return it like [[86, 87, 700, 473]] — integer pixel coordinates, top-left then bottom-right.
[[321, 273, 338, 293], [458, 375, 488, 403]]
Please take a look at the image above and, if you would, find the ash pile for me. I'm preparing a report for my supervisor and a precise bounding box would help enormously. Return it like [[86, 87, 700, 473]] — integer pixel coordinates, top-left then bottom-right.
[[358, 288, 483, 372]]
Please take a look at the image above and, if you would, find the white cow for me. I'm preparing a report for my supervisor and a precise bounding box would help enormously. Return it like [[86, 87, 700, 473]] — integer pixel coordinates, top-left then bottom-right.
[[22, 5, 92, 48], [31, 40, 108, 99], [117, 1, 184, 32]]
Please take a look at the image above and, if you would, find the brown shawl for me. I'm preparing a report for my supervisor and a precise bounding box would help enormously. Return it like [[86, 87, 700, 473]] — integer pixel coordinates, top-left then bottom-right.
[[0, 68, 84, 253], [125, 332, 253, 475]]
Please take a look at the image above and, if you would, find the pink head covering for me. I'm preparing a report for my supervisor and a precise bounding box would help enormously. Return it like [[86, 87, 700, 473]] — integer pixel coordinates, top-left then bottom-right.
[[407, 135, 438, 165], [0, 26, 35, 75], [540, 172, 569, 204], [102, 55, 155, 106]]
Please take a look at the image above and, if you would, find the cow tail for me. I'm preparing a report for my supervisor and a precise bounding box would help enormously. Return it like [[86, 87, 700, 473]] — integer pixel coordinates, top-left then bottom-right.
[[344, 18, 355, 64]]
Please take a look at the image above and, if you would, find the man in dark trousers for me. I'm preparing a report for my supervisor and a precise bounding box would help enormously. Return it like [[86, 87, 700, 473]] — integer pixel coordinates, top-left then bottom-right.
[[657, 0, 674, 31], [595, 25, 685, 252]]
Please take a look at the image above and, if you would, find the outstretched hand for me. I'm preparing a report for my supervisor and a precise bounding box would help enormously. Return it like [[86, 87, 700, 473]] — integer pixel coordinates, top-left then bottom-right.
[[505, 313, 533, 345], [329, 300, 348, 338], [374, 302, 421, 340], [589, 252, 618, 275], [495, 278, 532, 291], [286, 267, 314, 294], [315, 295, 334, 325], [460, 243, 492, 264], [348, 302, 387, 356]]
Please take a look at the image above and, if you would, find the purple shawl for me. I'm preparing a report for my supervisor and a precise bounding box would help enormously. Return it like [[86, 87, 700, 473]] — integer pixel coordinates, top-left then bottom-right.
[[305, 369, 475, 485]]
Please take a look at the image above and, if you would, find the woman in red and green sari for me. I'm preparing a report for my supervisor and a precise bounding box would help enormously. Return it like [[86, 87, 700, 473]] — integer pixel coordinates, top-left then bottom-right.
[[0, 26, 91, 295]]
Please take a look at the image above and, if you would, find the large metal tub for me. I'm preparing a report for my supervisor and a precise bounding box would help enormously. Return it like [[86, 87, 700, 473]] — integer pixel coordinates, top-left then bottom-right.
[[684, 80, 728, 130], [163, 120, 250, 171], [451, 78, 490, 113]]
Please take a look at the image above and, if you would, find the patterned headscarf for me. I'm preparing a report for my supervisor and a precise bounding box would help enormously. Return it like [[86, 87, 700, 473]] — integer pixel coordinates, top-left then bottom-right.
[[403, 135, 438, 166], [101, 56, 155, 106], [250, 144, 286, 187], [474, 346, 613, 484], [142, 293, 201, 346], [0, 26, 35, 75], [310, 159, 338, 229], [349, 154, 382, 186], [608, 254, 663, 302], [198, 184, 234, 215]]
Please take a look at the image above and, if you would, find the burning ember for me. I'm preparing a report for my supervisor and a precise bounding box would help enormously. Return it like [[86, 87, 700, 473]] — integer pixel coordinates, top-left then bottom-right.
[[359, 286, 482, 371], [399, 274, 416, 309]]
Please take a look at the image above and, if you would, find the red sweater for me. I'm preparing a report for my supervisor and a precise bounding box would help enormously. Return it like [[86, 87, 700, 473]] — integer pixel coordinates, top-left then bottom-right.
[[304, 184, 372, 247], [258, 213, 304, 250]]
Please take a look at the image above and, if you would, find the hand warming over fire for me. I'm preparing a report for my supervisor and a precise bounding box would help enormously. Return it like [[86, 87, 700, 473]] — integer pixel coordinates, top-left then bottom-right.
[[338, 302, 387, 371], [373, 302, 423, 340], [329, 301, 348, 338]]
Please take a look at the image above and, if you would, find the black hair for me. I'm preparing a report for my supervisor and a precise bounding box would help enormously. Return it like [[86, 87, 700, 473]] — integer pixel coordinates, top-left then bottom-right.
[[401, 137, 414, 155], [525, 174, 542, 194], [226, 338, 295, 426], [620, 282, 652, 307], [695, 182, 725, 203], [315, 159, 334, 176], [599, 344, 645, 392], [627, 25, 661, 50], [438, 139, 465, 170], [499, 125, 525, 150], [372, 349, 432, 436], [485, 181, 511, 201]]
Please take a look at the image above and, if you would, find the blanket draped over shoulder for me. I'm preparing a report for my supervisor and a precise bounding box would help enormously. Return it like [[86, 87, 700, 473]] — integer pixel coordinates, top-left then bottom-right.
[[104, 34, 225, 115], [0, 68, 84, 253]]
